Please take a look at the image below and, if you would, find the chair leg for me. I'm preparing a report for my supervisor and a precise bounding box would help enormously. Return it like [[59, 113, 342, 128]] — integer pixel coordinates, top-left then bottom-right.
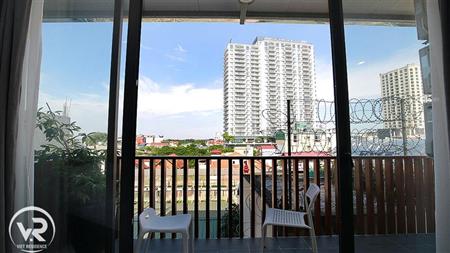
[[135, 231, 145, 253], [182, 232, 189, 253], [190, 221, 194, 253], [309, 227, 318, 253], [262, 224, 268, 251]]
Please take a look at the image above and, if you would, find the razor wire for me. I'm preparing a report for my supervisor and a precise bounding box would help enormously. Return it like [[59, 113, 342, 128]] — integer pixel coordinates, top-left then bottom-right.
[[260, 96, 430, 156]]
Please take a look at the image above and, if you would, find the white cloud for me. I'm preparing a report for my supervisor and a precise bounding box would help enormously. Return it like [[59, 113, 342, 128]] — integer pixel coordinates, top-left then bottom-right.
[[347, 46, 420, 98], [315, 58, 334, 101], [175, 44, 187, 53], [38, 92, 109, 134], [37, 76, 222, 138], [135, 76, 222, 138], [165, 54, 186, 62], [166, 44, 188, 62], [137, 76, 222, 117], [314, 46, 421, 100], [140, 44, 152, 51]]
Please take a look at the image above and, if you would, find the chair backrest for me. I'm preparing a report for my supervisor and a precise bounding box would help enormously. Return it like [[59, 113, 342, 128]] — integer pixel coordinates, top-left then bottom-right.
[[304, 184, 320, 213], [139, 208, 157, 227]]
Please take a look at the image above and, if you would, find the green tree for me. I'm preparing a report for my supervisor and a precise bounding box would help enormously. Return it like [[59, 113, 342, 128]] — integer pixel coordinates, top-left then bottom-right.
[[222, 132, 235, 143], [35, 105, 105, 206], [221, 203, 240, 237], [84, 132, 107, 147], [207, 145, 233, 153]]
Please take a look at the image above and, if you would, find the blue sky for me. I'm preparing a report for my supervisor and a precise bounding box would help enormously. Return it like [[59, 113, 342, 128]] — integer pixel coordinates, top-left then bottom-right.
[[39, 22, 422, 138]]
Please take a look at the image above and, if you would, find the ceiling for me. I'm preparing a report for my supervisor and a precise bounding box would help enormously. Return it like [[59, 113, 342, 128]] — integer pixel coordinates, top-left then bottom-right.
[[43, 0, 416, 25]]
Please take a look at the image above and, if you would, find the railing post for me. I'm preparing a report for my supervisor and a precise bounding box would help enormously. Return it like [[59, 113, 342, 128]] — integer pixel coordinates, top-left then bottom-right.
[[271, 159, 278, 237], [205, 158, 211, 239], [385, 158, 396, 234], [182, 158, 188, 214], [364, 159, 375, 234], [282, 159, 288, 209], [239, 158, 244, 238], [303, 159, 310, 194], [228, 158, 233, 238], [194, 159, 199, 238], [149, 157, 155, 232], [160, 159, 166, 238], [324, 158, 332, 235], [395, 158, 406, 234], [171, 158, 177, 239], [287, 99, 292, 210], [414, 157, 426, 233], [354, 158, 363, 234], [217, 158, 222, 239], [375, 158, 386, 234], [250, 158, 256, 238], [138, 159, 144, 215], [261, 159, 267, 226], [313, 158, 321, 235]]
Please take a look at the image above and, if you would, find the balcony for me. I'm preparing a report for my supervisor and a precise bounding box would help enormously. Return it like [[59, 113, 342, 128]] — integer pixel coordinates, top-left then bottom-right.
[[116, 155, 435, 251], [3, 0, 448, 252], [139, 235, 435, 253]]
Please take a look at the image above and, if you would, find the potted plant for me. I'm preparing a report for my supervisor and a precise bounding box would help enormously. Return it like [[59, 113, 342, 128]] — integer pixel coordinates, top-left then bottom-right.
[[34, 105, 107, 252]]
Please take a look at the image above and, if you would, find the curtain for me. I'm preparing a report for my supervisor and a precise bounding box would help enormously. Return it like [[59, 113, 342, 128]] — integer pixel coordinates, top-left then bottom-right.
[[14, 0, 44, 217], [0, 0, 34, 252]]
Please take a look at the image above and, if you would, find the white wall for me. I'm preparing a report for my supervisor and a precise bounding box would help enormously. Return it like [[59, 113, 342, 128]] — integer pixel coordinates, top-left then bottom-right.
[[427, 1, 450, 252]]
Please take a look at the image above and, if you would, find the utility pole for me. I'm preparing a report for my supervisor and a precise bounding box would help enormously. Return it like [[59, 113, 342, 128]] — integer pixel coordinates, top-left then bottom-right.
[[287, 100, 292, 156], [287, 100, 292, 209], [400, 98, 408, 155]]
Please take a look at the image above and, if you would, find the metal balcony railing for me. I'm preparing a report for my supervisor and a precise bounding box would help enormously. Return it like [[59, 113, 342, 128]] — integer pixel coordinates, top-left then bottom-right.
[[117, 155, 435, 239]]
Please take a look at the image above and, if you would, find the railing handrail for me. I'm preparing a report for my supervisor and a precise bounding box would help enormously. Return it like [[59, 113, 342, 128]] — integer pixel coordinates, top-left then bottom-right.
[[124, 155, 333, 159], [120, 155, 430, 159]]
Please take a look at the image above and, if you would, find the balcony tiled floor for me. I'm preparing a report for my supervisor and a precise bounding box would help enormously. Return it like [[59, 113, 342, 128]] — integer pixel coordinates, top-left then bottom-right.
[[137, 234, 435, 253]]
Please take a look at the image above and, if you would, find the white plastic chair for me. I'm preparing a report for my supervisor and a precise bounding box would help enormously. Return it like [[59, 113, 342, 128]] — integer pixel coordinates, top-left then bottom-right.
[[135, 208, 194, 253], [262, 183, 320, 253]]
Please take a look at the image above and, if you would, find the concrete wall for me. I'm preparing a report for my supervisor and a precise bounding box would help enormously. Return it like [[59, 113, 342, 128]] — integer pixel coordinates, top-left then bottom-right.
[[427, 1, 450, 252]]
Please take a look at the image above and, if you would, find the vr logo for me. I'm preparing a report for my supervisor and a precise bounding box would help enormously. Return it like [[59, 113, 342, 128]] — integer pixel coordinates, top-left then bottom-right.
[[17, 217, 48, 242], [9, 206, 55, 253]]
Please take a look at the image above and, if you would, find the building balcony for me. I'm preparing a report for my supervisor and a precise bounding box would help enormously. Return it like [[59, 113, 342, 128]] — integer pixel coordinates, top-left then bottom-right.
[[120, 155, 435, 250]]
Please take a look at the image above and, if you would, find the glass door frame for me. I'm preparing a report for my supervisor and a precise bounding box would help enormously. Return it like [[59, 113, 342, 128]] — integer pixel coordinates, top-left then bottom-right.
[[115, 0, 356, 252], [105, 0, 124, 252]]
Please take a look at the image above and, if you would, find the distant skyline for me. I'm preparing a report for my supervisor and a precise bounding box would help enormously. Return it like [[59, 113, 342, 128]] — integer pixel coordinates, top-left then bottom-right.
[[39, 22, 423, 139]]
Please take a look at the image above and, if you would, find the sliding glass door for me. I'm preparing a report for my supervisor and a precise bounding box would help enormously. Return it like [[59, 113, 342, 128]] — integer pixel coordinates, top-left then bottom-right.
[[342, 1, 443, 252], [10, 0, 121, 252]]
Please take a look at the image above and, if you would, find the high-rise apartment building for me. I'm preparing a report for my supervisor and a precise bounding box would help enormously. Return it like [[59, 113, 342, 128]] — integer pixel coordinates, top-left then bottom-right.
[[223, 37, 316, 138], [380, 64, 424, 135]]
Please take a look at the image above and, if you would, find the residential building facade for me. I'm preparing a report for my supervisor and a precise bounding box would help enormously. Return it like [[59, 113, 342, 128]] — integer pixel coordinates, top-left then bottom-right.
[[223, 37, 316, 138], [380, 64, 425, 136]]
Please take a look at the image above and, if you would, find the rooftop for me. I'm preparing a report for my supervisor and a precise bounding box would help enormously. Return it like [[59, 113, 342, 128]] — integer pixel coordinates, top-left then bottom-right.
[[253, 36, 312, 45]]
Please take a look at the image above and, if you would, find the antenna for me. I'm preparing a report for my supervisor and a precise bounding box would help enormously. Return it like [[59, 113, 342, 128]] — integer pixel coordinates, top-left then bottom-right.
[[63, 98, 67, 117], [62, 98, 72, 117]]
